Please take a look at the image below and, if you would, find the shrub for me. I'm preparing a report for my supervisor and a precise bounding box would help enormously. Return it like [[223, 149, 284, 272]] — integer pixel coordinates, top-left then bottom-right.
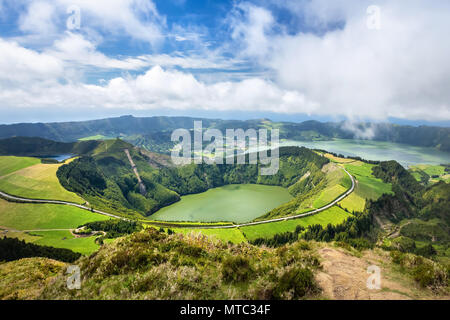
[[391, 236, 416, 253], [390, 251, 449, 291], [221, 256, 253, 284], [415, 244, 437, 258], [0, 237, 81, 263], [273, 267, 319, 299], [411, 263, 436, 288]]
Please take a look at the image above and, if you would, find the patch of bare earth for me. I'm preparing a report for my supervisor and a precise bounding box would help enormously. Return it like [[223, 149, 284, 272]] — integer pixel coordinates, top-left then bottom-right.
[[315, 246, 444, 300]]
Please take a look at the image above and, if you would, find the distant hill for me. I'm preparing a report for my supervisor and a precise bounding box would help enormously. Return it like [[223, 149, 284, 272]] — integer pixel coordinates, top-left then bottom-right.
[[0, 115, 449, 151], [0, 137, 102, 157]]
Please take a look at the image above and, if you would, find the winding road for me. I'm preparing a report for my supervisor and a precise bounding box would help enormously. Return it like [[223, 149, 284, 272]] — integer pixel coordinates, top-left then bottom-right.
[[0, 166, 355, 230], [0, 190, 125, 220]]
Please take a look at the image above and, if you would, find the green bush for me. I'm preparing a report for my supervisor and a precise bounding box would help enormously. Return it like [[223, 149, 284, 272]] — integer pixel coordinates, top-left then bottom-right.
[[273, 267, 319, 299], [390, 250, 449, 291], [415, 244, 437, 258], [222, 256, 253, 284], [391, 236, 416, 253]]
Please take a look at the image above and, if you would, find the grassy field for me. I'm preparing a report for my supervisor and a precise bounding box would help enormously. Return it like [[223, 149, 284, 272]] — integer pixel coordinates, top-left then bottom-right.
[[172, 227, 247, 244], [241, 206, 351, 241], [0, 157, 84, 203], [0, 198, 109, 230], [313, 184, 347, 208], [0, 156, 41, 177], [309, 164, 351, 209], [78, 134, 110, 141], [338, 161, 392, 212], [338, 192, 366, 213], [31, 230, 100, 255], [324, 153, 356, 163], [289, 163, 351, 215], [409, 164, 450, 183]]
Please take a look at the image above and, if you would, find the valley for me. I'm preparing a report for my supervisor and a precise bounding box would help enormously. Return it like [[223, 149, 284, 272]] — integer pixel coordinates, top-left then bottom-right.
[[0, 122, 448, 300]]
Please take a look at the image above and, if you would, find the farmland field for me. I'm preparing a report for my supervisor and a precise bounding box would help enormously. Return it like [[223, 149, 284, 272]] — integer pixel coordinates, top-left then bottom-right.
[[311, 165, 351, 209], [409, 164, 450, 183], [0, 198, 109, 230], [0, 156, 40, 177], [31, 230, 100, 255], [172, 227, 247, 244], [0, 157, 84, 203], [338, 161, 392, 212], [78, 134, 110, 141], [241, 206, 351, 241]]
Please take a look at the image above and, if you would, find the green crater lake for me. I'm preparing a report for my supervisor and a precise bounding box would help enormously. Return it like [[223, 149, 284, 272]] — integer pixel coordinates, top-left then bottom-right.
[[150, 184, 293, 223]]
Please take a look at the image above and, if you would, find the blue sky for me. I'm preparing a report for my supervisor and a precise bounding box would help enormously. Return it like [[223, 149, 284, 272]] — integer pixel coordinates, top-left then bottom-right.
[[0, 0, 449, 125]]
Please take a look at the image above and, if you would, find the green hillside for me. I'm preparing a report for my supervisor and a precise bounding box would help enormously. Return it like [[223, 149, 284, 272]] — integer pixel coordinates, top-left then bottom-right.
[[0, 157, 84, 203], [0, 156, 40, 177]]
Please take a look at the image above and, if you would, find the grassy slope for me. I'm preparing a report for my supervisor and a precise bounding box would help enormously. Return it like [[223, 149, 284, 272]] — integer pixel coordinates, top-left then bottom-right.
[[312, 165, 351, 209], [0, 156, 41, 177], [0, 198, 109, 230], [0, 157, 84, 203], [0, 258, 66, 300], [27, 228, 445, 300], [0, 156, 110, 255], [78, 135, 109, 141], [172, 227, 247, 244], [39, 228, 324, 300], [409, 164, 450, 183], [0, 198, 108, 255], [31, 230, 100, 255], [339, 161, 392, 212], [241, 206, 351, 241]]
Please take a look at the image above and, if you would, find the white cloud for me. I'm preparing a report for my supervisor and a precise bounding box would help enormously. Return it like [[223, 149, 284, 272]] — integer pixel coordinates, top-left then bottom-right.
[[229, 3, 274, 58], [16, 0, 165, 47], [253, 1, 450, 120], [0, 63, 317, 114], [19, 1, 57, 35], [0, 38, 63, 85], [46, 32, 148, 70], [1, 0, 450, 122]]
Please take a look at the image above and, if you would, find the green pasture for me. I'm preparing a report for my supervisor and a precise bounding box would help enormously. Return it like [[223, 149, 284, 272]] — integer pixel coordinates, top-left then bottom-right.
[[0, 157, 84, 203], [172, 227, 247, 244], [31, 230, 100, 255], [0, 156, 41, 177], [0, 199, 109, 230], [241, 206, 351, 241]]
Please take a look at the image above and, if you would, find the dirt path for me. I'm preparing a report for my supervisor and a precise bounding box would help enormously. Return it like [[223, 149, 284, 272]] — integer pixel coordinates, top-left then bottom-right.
[[315, 246, 440, 300]]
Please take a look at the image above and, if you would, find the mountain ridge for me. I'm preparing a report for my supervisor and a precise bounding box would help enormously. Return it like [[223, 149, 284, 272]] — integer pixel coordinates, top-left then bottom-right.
[[0, 115, 449, 152]]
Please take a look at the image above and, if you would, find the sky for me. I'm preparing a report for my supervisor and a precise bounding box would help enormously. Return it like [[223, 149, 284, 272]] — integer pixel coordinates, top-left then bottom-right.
[[0, 0, 449, 125]]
